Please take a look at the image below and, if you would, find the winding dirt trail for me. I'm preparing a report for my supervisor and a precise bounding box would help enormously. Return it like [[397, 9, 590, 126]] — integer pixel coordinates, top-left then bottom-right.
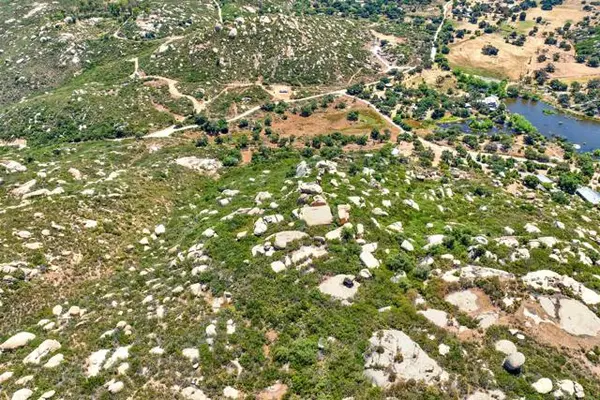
[[431, 1, 453, 60], [141, 3, 449, 137], [115, 5, 563, 167], [112, 18, 131, 41], [145, 75, 205, 114]]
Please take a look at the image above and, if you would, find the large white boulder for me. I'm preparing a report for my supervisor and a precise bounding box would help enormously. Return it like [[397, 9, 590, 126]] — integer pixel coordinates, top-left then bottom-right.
[[23, 339, 61, 364], [107, 380, 125, 394], [290, 245, 327, 264], [419, 309, 451, 328], [254, 218, 268, 236], [403, 199, 420, 211], [223, 386, 240, 399], [181, 386, 210, 400], [503, 352, 525, 372], [401, 240, 414, 252], [466, 391, 506, 400], [445, 290, 479, 313], [494, 340, 517, 356], [11, 179, 36, 197], [424, 234, 445, 249], [359, 251, 380, 269], [43, 353, 64, 369], [11, 389, 33, 400], [364, 329, 449, 387], [295, 161, 310, 178], [175, 157, 222, 176], [267, 231, 308, 249], [532, 378, 553, 394], [299, 182, 323, 195], [182, 348, 199, 363], [154, 224, 166, 235], [555, 379, 585, 398], [441, 265, 515, 283], [1, 160, 27, 173], [541, 297, 600, 336], [523, 270, 600, 305], [85, 349, 110, 377], [0, 332, 36, 350], [524, 223, 541, 234], [300, 206, 333, 226]]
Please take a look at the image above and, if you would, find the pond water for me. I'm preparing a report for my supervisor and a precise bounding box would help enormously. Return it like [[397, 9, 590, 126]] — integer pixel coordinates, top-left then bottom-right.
[[505, 99, 600, 153]]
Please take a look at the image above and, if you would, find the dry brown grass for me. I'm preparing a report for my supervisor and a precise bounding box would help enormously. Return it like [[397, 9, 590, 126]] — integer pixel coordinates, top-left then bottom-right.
[[448, 33, 540, 80], [447, 0, 597, 80], [267, 96, 400, 139]]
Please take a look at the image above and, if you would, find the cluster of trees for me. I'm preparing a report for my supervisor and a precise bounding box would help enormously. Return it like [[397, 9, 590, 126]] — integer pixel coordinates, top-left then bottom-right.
[[507, 31, 527, 47], [481, 45, 499, 56], [524, 71, 600, 117], [540, 0, 564, 10], [307, 0, 415, 20], [260, 101, 289, 114], [193, 114, 229, 136], [74, 0, 148, 19], [574, 22, 600, 67], [509, 113, 537, 134], [293, 95, 336, 117]]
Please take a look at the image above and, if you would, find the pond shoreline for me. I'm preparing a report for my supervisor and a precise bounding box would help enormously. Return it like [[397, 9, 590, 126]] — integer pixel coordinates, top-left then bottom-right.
[[435, 98, 600, 153], [505, 98, 600, 152], [529, 96, 600, 124]]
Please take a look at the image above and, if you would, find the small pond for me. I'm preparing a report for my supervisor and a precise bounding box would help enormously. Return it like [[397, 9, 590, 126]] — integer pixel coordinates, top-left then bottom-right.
[[505, 99, 600, 153], [438, 99, 600, 153]]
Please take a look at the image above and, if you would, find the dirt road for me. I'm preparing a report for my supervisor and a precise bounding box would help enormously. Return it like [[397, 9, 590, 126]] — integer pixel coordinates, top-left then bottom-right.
[[431, 1, 453, 60]]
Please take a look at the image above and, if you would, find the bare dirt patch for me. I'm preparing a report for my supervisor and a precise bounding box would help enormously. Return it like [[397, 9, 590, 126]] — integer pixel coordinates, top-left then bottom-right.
[[525, 0, 588, 30], [268, 96, 400, 139], [144, 79, 168, 89], [240, 149, 252, 164], [151, 101, 185, 122], [405, 67, 460, 92], [512, 298, 600, 351], [265, 84, 293, 101], [258, 383, 288, 400], [370, 29, 407, 45], [500, 135, 565, 160]]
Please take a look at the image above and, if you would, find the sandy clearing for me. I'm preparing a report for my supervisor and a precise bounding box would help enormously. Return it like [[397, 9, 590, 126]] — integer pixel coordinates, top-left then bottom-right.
[[267, 97, 400, 139], [264, 84, 293, 101], [370, 30, 407, 45], [525, 0, 589, 30], [448, 34, 538, 80]]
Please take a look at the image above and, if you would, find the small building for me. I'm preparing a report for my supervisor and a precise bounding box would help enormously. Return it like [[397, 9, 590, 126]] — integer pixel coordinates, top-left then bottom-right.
[[576, 187, 600, 205], [482, 95, 500, 110]]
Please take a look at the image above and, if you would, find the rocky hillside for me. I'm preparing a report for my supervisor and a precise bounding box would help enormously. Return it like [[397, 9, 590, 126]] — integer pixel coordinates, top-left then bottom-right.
[[3, 0, 600, 399], [2, 139, 600, 399], [0, 0, 392, 143]]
